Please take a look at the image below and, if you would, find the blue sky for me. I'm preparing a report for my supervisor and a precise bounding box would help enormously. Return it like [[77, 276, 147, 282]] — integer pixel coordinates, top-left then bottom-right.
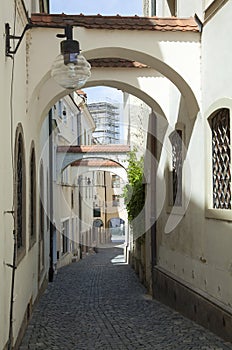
[[50, 0, 142, 16], [50, 1, 142, 102]]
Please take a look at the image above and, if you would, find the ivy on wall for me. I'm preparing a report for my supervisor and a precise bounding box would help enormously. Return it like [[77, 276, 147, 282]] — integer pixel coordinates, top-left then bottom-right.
[[123, 148, 145, 223]]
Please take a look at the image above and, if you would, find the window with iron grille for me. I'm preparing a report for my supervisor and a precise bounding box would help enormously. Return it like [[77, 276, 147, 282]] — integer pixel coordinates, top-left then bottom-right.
[[170, 129, 182, 206], [16, 134, 23, 249], [15, 128, 26, 262], [211, 108, 231, 209], [29, 147, 36, 247]]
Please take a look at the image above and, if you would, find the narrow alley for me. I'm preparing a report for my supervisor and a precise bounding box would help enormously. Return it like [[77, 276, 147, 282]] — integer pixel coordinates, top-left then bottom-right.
[[19, 247, 232, 350]]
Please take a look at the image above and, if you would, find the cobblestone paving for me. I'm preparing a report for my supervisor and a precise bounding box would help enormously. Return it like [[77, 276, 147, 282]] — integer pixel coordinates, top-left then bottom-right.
[[19, 247, 232, 350]]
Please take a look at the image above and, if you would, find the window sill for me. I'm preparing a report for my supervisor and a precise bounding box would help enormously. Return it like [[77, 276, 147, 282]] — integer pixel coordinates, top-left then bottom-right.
[[205, 208, 232, 221]]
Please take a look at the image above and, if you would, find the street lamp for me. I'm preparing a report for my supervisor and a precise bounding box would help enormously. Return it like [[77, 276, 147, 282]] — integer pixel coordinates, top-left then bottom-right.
[[51, 25, 91, 90], [5, 23, 91, 90]]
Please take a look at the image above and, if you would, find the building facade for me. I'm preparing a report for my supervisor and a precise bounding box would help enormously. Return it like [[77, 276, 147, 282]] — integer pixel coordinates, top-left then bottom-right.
[[52, 92, 95, 268]]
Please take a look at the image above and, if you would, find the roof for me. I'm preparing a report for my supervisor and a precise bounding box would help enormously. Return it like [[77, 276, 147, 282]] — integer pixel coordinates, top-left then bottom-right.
[[57, 144, 130, 153], [76, 89, 87, 97], [89, 58, 149, 68], [31, 14, 199, 32], [71, 159, 121, 167]]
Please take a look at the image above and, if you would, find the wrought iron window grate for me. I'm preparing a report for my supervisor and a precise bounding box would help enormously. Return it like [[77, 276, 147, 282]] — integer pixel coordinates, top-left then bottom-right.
[[30, 149, 36, 238], [171, 129, 183, 207], [212, 109, 231, 209], [17, 135, 23, 248]]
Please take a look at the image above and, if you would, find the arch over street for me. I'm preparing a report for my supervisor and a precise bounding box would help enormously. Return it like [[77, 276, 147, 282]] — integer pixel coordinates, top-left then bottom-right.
[[28, 14, 200, 126]]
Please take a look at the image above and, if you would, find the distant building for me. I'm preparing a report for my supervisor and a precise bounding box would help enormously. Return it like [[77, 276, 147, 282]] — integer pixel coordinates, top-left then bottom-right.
[[88, 101, 120, 144]]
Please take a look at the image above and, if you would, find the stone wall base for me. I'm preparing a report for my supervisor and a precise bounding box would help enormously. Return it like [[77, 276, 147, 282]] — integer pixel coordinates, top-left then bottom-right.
[[153, 267, 232, 343]]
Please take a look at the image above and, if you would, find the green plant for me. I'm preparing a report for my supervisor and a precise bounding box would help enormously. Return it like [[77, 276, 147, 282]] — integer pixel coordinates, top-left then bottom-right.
[[123, 148, 145, 222]]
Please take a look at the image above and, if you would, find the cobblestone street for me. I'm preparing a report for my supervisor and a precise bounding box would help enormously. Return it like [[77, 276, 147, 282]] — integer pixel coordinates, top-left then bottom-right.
[[19, 247, 232, 350]]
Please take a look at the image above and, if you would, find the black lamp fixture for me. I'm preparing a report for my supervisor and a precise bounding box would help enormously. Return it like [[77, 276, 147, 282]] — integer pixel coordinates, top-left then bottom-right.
[[51, 24, 91, 90], [5, 23, 31, 57], [5, 22, 91, 90]]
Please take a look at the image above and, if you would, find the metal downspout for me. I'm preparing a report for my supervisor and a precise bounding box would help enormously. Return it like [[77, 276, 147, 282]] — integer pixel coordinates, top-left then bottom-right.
[[7, 230, 17, 350]]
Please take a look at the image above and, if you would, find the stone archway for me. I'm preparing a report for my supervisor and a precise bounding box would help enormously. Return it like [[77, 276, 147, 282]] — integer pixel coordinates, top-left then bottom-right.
[[28, 14, 200, 127]]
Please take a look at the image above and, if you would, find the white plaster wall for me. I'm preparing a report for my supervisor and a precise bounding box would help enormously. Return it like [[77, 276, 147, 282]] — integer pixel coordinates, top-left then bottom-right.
[[202, 1, 232, 113], [0, 2, 53, 347], [155, 0, 232, 310]]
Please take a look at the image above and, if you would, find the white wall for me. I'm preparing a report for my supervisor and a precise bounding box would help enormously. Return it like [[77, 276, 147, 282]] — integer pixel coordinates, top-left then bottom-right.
[[153, 0, 232, 310]]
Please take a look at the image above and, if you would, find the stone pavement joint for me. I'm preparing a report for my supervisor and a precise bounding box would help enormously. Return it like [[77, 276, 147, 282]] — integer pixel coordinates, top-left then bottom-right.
[[19, 247, 232, 350]]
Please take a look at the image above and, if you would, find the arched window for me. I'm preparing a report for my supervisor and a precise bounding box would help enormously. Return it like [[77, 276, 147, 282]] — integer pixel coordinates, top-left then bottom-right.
[[211, 108, 231, 209], [38, 162, 45, 275], [29, 146, 36, 248], [169, 129, 183, 207], [15, 126, 26, 262]]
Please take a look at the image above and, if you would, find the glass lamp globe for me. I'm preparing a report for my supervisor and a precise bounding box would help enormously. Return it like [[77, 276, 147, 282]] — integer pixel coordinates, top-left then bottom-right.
[[51, 40, 91, 90]]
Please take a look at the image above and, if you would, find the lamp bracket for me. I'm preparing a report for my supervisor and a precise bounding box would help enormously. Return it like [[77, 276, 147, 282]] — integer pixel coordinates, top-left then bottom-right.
[[56, 24, 73, 40], [5, 23, 31, 58]]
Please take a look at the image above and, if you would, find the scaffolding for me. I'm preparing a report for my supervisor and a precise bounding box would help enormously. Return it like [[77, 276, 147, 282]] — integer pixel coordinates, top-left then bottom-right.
[[88, 101, 120, 144]]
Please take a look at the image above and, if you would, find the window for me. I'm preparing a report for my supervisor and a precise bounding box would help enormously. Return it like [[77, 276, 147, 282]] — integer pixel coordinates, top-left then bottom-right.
[[31, 0, 37, 12], [71, 189, 74, 209], [112, 175, 120, 188], [93, 208, 101, 217], [62, 220, 69, 254], [112, 195, 120, 207], [39, 163, 45, 275], [61, 167, 69, 185], [211, 109, 231, 209], [58, 101, 62, 119], [15, 127, 26, 262], [71, 112, 75, 132], [62, 105, 67, 124], [39, 0, 49, 13], [169, 129, 183, 207], [29, 146, 36, 248]]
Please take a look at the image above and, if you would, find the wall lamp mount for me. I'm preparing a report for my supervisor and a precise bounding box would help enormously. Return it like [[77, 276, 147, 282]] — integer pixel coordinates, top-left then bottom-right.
[[5, 22, 91, 89], [5, 23, 31, 58]]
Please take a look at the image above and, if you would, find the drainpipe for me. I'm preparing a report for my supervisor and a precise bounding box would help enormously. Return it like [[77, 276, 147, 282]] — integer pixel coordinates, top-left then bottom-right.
[[78, 185, 82, 258], [48, 109, 54, 282], [7, 229, 17, 350]]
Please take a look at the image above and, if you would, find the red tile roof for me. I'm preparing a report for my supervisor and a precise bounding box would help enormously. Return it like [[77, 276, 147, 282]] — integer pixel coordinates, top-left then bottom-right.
[[89, 58, 149, 68], [71, 159, 121, 167], [57, 145, 130, 153], [76, 90, 87, 97], [31, 14, 199, 32]]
